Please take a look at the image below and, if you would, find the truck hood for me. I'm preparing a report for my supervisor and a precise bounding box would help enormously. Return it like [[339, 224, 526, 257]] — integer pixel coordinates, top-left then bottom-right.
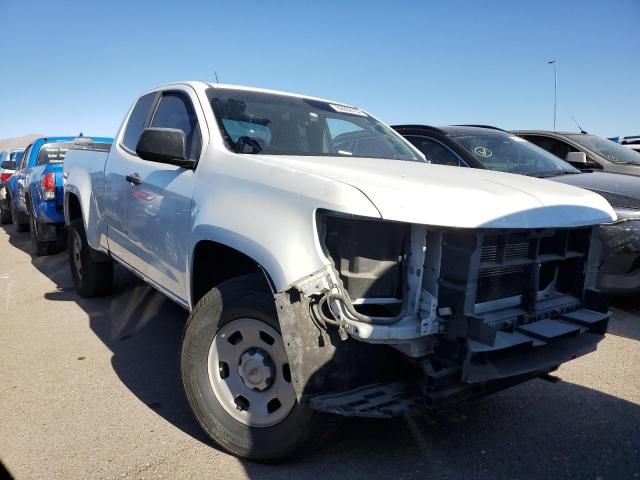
[[261, 155, 616, 228], [602, 162, 640, 177], [550, 171, 640, 210]]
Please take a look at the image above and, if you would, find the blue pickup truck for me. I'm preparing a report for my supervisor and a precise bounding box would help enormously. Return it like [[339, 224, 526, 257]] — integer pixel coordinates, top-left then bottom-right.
[[4, 136, 112, 255]]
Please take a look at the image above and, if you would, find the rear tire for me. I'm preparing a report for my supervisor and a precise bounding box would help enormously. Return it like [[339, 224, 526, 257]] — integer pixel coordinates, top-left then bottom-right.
[[29, 212, 52, 256], [0, 207, 10, 225], [68, 218, 113, 297], [181, 273, 329, 462]]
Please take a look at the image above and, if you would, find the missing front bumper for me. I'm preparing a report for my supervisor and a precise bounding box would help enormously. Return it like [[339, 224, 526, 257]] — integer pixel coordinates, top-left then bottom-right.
[[308, 307, 609, 418]]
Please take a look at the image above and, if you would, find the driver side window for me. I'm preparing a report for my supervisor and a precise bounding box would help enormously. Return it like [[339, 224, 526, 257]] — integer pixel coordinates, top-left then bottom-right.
[[150, 92, 202, 162], [122, 92, 157, 154], [19, 145, 32, 169], [526, 136, 577, 161]]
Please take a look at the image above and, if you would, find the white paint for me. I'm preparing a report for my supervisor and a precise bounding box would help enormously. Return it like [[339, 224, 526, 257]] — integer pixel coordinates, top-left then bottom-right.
[[64, 81, 616, 309]]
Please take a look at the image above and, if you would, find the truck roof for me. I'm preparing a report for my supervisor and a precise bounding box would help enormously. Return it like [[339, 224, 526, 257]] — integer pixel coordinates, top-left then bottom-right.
[[32, 136, 113, 144], [512, 130, 586, 136], [146, 81, 362, 111]]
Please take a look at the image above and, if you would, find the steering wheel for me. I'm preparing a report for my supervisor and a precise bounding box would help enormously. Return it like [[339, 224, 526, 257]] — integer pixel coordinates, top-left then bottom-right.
[[235, 136, 264, 154]]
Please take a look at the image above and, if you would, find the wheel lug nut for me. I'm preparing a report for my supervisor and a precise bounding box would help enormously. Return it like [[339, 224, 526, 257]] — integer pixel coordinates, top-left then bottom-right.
[[234, 396, 249, 411]]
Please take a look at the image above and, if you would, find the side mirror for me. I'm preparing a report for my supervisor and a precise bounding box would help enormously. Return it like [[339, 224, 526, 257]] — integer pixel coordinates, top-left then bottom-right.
[[565, 151, 588, 165], [1, 160, 17, 170], [136, 128, 193, 167]]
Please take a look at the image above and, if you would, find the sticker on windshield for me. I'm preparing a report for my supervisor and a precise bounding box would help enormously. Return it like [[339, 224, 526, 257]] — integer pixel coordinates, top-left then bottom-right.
[[329, 104, 367, 117], [510, 136, 527, 142], [474, 146, 493, 157]]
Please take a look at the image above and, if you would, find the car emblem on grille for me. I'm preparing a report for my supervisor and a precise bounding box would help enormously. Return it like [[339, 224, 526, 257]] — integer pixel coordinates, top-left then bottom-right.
[[474, 146, 493, 157]]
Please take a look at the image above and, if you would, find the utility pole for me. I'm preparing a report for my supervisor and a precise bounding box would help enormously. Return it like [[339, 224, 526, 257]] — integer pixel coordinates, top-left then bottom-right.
[[547, 59, 557, 130]]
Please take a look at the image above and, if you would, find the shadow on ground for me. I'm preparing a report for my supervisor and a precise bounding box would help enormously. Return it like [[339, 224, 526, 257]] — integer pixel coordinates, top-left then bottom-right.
[[3, 224, 640, 479], [3, 224, 208, 444], [608, 296, 640, 341]]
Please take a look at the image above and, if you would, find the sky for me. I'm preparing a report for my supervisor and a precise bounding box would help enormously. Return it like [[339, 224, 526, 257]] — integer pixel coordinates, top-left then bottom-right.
[[0, 0, 638, 139]]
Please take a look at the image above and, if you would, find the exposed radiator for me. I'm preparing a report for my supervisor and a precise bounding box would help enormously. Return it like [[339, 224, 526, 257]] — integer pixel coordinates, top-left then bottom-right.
[[438, 227, 594, 315]]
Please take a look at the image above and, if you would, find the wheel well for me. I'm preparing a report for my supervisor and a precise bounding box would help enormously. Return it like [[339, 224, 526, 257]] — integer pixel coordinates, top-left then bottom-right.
[[66, 194, 82, 223], [191, 241, 273, 306]]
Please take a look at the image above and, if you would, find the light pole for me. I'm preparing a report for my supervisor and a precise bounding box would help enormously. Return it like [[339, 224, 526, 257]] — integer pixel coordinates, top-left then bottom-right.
[[548, 59, 557, 130]]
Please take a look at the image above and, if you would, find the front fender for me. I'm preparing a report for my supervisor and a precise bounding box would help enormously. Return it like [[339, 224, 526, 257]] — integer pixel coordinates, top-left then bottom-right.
[[188, 152, 381, 298], [7, 177, 25, 214]]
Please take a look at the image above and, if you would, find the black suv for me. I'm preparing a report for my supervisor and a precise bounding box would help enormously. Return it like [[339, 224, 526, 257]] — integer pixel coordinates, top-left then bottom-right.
[[394, 124, 640, 295]]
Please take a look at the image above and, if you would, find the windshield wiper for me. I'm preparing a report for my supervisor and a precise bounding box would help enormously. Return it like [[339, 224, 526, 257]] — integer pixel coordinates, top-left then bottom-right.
[[528, 171, 559, 178], [528, 170, 579, 178]]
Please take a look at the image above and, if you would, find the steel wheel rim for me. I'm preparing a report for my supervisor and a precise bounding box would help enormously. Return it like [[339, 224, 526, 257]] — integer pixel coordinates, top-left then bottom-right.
[[71, 230, 83, 279], [207, 318, 296, 427]]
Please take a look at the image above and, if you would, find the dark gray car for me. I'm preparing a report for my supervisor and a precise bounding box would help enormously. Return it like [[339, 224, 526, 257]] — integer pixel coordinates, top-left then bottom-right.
[[515, 130, 640, 177], [394, 124, 640, 295]]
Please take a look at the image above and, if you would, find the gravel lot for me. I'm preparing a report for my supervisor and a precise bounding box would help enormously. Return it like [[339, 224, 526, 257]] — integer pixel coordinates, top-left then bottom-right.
[[1, 224, 639, 480]]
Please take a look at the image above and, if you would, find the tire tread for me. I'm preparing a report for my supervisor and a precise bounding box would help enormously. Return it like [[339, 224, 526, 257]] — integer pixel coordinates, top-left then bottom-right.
[[68, 218, 113, 297], [181, 273, 333, 462]]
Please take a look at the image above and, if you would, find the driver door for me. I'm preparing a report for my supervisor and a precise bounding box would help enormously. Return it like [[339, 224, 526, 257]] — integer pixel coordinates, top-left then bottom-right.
[[121, 88, 203, 302]]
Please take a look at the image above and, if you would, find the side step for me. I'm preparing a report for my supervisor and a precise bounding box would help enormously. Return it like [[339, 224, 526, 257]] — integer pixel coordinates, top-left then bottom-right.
[[308, 382, 423, 418]]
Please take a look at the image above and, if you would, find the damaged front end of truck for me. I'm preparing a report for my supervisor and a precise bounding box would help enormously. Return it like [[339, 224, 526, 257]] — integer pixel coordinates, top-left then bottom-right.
[[275, 212, 610, 418]]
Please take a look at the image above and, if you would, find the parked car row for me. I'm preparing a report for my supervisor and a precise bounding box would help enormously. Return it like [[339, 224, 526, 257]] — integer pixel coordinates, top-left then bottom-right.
[[0, 136, 112, 254], [393, 125, 640, 295], [2, 81, 638, 461], [0, 148, 24, 223]]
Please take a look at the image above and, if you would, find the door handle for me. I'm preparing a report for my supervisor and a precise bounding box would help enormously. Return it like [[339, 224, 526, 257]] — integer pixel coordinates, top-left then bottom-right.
[[126, 173, 142, 185]]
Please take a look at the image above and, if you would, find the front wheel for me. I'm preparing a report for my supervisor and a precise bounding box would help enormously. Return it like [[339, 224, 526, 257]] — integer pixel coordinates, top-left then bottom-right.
[[68, 219, 113, 297], [181, 274, 328, 462]]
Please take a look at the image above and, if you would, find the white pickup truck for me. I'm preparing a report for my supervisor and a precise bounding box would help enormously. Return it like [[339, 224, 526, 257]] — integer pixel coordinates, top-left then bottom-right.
[[64, 81, 615, 461]]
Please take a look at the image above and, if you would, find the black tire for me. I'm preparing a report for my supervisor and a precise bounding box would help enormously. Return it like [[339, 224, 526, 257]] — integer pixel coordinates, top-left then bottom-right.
[[0, 207, 10, 225], [29, 212, 52, 257], [181, 273, 329, 462], [68, 218, 113, 297], [11, 201, 29, 232]]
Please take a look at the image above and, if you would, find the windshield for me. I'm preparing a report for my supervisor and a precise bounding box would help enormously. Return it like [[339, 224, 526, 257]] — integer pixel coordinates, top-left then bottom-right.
[[568, 134, 640, 164], [36, 142, 73, 166], [207, 88, 420, 161], [452, 133, 579, 177]]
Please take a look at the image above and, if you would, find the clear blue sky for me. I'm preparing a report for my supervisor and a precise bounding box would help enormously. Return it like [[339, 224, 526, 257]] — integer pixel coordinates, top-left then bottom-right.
[[1, 0, 638, 139]]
